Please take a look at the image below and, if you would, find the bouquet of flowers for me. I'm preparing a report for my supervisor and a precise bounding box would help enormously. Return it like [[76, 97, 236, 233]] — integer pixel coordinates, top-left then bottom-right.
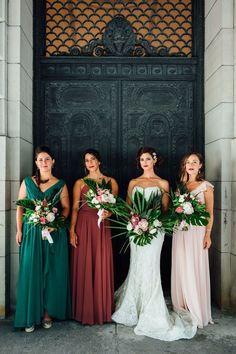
[[16, 188, 68, 243], [169, 183, 210, 231], [83, 178, 127, 227], [110, 190, 174, 248]]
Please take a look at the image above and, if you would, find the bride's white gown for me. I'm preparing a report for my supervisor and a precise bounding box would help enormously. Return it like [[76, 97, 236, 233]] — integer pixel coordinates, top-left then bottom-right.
[[112, 186, 197, 341]]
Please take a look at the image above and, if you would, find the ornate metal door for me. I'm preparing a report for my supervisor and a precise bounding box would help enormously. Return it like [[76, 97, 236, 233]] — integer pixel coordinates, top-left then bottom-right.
[[34, 0, 204, 289]]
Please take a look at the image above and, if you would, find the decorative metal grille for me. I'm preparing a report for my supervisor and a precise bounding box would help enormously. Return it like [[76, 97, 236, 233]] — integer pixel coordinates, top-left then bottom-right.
[[45, 0, 192, 57]]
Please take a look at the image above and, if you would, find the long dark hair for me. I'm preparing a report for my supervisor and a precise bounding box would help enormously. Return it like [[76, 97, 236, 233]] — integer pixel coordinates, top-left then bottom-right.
[[179, 151, 204, 183], [136, 147, 160, 170], [83, 148, 101, 174], [34, 145, 55, 185]]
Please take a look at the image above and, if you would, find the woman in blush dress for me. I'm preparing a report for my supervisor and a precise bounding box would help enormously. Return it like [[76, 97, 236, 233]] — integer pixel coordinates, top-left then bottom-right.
[[171, 152, 214, 328], [112, 147, 197, 341], [70, 148, 118, 325]]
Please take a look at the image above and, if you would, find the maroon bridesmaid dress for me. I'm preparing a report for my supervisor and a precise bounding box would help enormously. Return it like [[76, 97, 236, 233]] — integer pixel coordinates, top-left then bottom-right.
[[70, 185, 114, 324]]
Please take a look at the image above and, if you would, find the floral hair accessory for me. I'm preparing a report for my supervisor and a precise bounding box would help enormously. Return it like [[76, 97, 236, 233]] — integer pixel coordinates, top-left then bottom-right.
[[152, 152, 157, 160]]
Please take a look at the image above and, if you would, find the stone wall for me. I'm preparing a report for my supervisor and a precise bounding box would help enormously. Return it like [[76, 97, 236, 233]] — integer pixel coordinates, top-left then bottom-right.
[[231, 0, 236, 308], [0, 0, 33, 317], [0, 0, 9, 318], [205, 0, 236, 309], [1, 0, 236, 316]]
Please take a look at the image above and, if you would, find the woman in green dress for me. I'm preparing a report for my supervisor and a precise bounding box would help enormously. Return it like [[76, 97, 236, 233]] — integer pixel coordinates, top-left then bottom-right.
[[14, 146, 71, 332]]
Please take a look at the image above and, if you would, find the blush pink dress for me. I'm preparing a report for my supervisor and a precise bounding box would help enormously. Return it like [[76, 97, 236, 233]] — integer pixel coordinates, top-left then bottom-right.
[[171, 181, 214, 328]]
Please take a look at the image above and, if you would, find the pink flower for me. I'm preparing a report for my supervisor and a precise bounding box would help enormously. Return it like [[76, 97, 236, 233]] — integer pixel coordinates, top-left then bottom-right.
[[175, 206, 184, 214], [52, 207, 58, 213], [40, 217, 46, 225], [138, 219, 149, 232], [96, 195, 103, 203], [131, 215, 140, 226], [96, 187, 103, 196]]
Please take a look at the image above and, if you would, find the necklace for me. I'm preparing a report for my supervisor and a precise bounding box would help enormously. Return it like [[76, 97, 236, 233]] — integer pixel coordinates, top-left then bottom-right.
[[39, 176, 54, 184]]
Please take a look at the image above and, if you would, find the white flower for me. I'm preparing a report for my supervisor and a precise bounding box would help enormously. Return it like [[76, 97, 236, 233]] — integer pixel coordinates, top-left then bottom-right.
[[101, 193, 116, 204], [92, 197, 99, 205], [35, 205, 41, 211], [109, 196, 116, 204], [149, 228, 157, 234], [153, 219, 162, 227], [46, 212, 55, 222], [179, 220, 189, 231], [182, 202, 194, 215], [133, 227, 143, 235], [127, 222, 133, 231], [179, 195, 185, 203], [88, 190, 95, 198]]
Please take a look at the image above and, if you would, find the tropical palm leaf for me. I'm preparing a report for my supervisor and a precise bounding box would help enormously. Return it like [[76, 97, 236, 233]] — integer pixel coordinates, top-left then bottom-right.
[[16, 199, 35, 210]]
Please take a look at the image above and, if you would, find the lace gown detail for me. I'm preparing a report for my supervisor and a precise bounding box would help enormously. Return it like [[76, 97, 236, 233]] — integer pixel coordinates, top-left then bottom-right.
[[112, 186, 197, 341]]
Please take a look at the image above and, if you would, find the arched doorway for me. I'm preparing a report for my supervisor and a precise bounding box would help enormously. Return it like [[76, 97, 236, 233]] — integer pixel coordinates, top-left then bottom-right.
[[34, 0, 204, 289]]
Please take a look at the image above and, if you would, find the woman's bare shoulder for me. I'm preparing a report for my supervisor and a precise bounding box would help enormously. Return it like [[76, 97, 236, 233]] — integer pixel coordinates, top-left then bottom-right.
[[73, 178, 85, 189], [157, 177, 169, 190]]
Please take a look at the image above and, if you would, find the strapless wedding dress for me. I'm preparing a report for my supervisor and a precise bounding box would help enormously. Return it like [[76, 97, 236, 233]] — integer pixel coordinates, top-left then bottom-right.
[[112, 186, 197, 341]]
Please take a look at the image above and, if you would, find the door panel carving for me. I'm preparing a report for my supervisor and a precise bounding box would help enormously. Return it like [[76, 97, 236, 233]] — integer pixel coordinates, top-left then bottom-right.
[[121, 81, 193, 186], [43, 81, 119, 191]]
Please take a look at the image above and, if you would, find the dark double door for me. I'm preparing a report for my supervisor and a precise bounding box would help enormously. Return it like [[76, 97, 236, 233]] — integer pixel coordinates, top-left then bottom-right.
[[35, 57, 203, 288], [38, 59, 199, 193]]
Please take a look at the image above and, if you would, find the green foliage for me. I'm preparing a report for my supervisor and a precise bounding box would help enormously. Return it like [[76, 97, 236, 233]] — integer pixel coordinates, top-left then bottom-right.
[[16, 199, 35, 210], [16, 189, 69, 231], [168, 183, 210, 230], [110, 189, 173, 248], [83, 178, 128, 217], [83, 178, 112, 193]]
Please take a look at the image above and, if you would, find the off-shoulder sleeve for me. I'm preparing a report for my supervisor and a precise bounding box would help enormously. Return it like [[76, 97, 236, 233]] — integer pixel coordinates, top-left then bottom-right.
[[204, 181, 214, 190]]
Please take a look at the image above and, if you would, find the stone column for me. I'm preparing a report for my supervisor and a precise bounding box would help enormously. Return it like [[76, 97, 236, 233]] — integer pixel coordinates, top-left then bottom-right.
[[231, 0, 236, 308], [0, 0, 33, 317], [205, 0, 235, 309], [0, 0, 9, 318]]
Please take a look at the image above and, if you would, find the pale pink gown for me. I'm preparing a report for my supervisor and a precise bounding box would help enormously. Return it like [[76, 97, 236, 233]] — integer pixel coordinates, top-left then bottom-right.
[[171, 181, 214, 328]]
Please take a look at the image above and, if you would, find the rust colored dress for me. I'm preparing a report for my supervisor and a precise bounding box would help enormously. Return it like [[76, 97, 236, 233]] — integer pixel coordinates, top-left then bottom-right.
[[70, 185, 114, 325]]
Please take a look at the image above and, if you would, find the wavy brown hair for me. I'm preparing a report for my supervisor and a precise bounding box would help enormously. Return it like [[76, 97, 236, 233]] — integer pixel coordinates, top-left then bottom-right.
[[179, 152, 204, 183]]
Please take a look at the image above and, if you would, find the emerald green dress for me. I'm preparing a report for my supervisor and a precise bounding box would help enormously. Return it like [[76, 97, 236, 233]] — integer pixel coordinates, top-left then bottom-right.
[[14, 176, 71, 329]]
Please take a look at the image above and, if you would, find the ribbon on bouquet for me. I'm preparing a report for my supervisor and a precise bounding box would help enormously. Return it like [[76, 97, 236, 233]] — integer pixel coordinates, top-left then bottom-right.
[[97, 209, 105, 228], [42, 228, 54, 243]]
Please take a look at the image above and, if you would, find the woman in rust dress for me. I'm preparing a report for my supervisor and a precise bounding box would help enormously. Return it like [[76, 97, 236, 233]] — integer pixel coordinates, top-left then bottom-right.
[[70, 149, 118, 325]]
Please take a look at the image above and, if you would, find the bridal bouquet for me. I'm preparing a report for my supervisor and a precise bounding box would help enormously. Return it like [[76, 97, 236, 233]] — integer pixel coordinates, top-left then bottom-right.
[[169, 184, 210, 231], [83, 178, 126, 227], [110, 190, 174, 247], [16, 189, 68, 243]]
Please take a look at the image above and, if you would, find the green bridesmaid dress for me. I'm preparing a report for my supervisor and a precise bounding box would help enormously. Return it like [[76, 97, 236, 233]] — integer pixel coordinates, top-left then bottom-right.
[[14, 176, 71, 329]]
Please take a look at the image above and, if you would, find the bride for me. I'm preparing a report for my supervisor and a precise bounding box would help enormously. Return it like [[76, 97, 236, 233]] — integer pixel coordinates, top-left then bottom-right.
[[112, 147, 197, 341]]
